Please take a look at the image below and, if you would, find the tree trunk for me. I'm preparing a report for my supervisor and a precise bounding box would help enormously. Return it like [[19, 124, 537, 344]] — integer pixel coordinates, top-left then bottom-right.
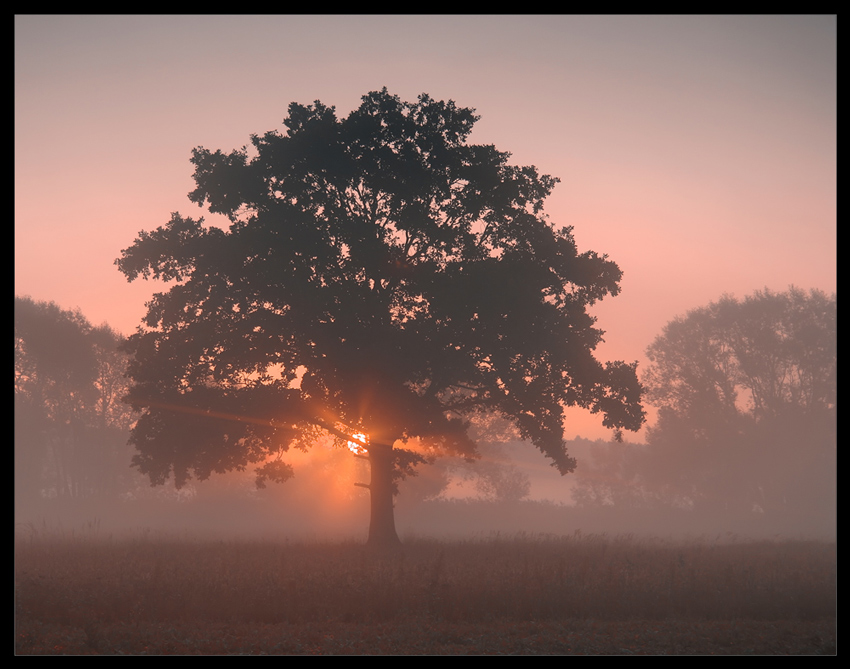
[[366, 441, 401, 547]]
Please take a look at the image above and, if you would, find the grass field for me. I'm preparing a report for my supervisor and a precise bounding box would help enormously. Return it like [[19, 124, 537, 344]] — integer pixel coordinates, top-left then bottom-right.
[[15, 532, 836, 655]]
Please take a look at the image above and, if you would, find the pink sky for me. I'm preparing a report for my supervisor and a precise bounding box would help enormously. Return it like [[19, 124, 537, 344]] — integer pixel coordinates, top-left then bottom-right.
[[15, 15, 836, 443]]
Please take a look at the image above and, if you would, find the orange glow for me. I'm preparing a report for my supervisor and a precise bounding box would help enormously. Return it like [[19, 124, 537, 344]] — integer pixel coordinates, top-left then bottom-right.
[[347, 432, 368, 455], [254, 436, 371, 512]]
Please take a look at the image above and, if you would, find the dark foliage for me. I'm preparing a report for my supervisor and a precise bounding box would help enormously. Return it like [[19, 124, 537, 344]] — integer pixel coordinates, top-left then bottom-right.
[[116, 89, 644, 540]]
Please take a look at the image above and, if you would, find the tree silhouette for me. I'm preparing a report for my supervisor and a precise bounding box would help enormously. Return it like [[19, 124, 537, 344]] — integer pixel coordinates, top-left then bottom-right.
[[116, 89, 644, 546], [14, 297, 137, 506], [639, 288, 836, 524]]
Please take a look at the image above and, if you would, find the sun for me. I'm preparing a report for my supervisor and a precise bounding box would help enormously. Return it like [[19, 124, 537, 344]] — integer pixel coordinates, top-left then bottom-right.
[[347, 432, 368, 455]]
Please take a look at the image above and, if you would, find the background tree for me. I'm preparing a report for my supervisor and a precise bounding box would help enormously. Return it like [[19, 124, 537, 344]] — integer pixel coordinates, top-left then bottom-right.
[[637, 288, 836, 526], [569, 437, 661, 509], [14, 297, 138, 507], [116, 89, 644, 546], [435, 419, 534, 504]]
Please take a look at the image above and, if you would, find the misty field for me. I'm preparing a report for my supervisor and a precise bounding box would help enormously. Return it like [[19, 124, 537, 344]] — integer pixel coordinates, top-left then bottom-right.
[[15, 531, 835, 655]]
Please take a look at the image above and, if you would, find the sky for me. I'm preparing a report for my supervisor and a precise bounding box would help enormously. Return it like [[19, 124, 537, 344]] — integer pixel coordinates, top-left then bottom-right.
[[15, 15, 836, 446]]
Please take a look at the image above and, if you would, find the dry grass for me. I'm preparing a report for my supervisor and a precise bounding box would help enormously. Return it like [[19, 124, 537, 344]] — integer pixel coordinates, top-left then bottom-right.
[[15, 531, 836, 654]]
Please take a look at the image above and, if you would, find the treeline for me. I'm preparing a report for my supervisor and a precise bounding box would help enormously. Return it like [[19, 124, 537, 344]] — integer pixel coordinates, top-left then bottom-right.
[[14, 288, 836, 540]]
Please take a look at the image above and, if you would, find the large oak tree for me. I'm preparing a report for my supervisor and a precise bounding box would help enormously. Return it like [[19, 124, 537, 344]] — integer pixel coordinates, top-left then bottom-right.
[[116, 89, 644, 545]]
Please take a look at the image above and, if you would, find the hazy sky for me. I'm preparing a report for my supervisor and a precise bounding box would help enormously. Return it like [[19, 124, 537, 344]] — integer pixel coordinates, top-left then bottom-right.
[[15, 15, 836, 442]]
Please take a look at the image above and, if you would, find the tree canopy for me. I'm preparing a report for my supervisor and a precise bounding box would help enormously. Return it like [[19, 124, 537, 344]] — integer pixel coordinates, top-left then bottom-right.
[[116, 89, 644, 543], [644, 287, 835, 428]]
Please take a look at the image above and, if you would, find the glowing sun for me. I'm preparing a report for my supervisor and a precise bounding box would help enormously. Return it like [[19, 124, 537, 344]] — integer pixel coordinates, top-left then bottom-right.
[[347, 432, 368, 455]]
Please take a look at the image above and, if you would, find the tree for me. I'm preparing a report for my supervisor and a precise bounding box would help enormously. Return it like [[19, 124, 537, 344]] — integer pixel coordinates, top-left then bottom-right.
[[115, 89, 645, 546], [14, 297, 138, 506], [570, 437, 660, 509], [640, 288, 836, 526]]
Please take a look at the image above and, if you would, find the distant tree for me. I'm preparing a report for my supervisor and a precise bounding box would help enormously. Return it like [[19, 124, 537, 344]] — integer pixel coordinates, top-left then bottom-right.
[[14, 297, 137, 505], [638, 288, 836, 524], [570, 437, 660, 509], [467, 457, 532, 503], [115, 88, 644, 546]]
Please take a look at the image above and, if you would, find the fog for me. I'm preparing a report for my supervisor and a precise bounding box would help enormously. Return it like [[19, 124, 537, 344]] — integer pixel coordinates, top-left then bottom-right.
[[14, 431, 835, 545], [15, 289, 835, 546], [15, 16, 835, 546], [14, 20, 836, 658]]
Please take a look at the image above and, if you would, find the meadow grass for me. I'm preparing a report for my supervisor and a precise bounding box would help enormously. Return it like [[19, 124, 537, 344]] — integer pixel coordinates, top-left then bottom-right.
[[15, 531, 836, 654]]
